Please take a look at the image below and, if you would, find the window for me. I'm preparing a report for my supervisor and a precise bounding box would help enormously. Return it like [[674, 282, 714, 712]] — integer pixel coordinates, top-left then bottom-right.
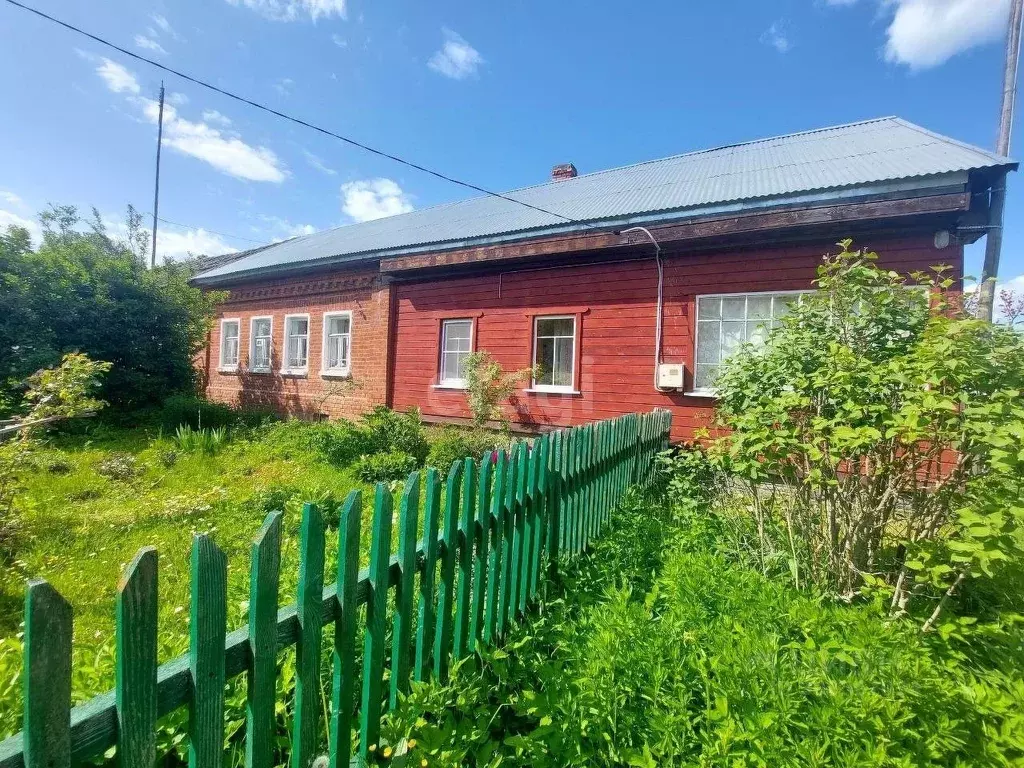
[[532, 315, 576, 392], [282, 314, 310, 373], [694, 291, 808, 392], [438, 319, 473, 387], [249, 316, 272, 372], [322, 311, 352, 376], [219, 319, 240, 370]]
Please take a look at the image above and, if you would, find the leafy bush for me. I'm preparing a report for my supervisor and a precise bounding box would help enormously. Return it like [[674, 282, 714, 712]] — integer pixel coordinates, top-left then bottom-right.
[[426, 427, 501, 471], [173, 424, 228, 455], [363, 406, 429, 464], [96, 453, 141, 482], [463, 351, 535, 434], [712, 240, 1024, 628], [355, 450, 418, 483], [654, 442, 723, 514], [0, 205, 224, 411], [158, 394, 258, 431], [260, 419, 373, 466]]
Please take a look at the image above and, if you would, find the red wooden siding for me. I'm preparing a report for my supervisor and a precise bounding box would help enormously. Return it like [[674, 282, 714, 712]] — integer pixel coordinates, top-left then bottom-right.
[[391, 235, 963, 442]]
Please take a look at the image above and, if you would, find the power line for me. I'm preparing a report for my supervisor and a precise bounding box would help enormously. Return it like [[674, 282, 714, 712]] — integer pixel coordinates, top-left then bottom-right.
[[149, 214, 267, 245], [3, 0, 597, 231]]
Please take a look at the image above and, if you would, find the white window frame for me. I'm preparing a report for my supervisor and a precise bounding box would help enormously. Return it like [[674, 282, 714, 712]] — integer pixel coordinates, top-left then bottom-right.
[[692, 290, 809, 396], [321, 310, 353, 378], [281, 313, 311, 375], [436, 318, 474, 389], [219, 318, 241, 371], [530, 314, 578, 394], [249, 315, 273, 373]]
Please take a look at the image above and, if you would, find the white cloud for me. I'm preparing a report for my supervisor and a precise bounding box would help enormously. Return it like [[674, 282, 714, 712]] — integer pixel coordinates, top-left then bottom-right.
[[332, 33, 347, 47], [168, 92, 189, 107], [0, 191, 23, 206], [0, 208, 42, 246], [90, 58, 287, 183], [258, 214, 318, 241], [150, 14, 182, 41], [134, 35, 168, 55], [340, 179, 413, 222], [202, 109, 232, 126], [428, 28, 484, 80], [760, 21, 791, 53], [273, 77, 294, 96], [156, 227, 238, 262], [883, 0, 1011, 69], [303, 149, 336, 175], [96, 57, 140, 94], [140, 100, 288, 182], [225, 0, 347, 22]]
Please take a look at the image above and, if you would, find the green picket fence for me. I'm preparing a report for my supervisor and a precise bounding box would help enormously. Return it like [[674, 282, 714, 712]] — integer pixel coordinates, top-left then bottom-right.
[[0, 409, 671, 768]]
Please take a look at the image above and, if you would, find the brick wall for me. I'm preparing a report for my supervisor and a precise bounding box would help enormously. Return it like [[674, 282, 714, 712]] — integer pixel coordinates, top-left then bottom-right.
[[390, 234, 963, 442], [199, 265, 392, 421]]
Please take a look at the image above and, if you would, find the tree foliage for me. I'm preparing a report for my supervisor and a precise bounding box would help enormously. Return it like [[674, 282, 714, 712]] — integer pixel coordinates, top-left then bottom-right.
[[463, 351, 534, 438], [0, 205, 224, 415], [712, 240, 1024, 630]]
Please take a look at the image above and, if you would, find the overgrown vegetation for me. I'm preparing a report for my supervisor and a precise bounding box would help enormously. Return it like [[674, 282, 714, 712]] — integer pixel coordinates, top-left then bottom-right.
[[708, 240, 1024, 634], [463, 351, 534, 442], [0, 206, 223, 415]]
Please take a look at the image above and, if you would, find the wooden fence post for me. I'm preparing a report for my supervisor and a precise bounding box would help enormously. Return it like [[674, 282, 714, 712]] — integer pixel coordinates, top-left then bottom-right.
[[330, 492, 361, 768], [390, 472, 420, 707], [359, 485, 393, 756], [247, 512, 281, 768], [189, 534, 227, 768], [116, 547, 158, 768], [23, 579, 72, 768]]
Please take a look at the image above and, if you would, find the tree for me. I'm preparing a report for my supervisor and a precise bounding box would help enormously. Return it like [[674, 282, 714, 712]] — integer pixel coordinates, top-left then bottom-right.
[[0, 205, 225, 415], [713, 240, 1024, 630]]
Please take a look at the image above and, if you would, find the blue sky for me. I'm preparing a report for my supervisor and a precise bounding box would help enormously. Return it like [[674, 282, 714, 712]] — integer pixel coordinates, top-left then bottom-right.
[[0, 0, 1020, 292]]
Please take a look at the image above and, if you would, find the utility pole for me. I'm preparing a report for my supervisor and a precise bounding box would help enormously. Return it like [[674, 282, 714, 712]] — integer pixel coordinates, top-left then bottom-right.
[[150, 81, 165, 269], [978, 0, 1023, 321]]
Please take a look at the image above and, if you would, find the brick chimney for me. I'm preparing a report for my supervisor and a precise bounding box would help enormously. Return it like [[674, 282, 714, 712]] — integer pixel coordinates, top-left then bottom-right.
[[551, 163, 578, 181]]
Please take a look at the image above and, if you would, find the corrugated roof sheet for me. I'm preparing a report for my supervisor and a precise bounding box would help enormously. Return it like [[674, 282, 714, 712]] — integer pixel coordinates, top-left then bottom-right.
[[195, 117, 1013, 282]]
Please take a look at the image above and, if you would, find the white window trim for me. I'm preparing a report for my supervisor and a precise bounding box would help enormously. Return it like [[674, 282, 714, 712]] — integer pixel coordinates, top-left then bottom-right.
[[219, 317, 241, 372], [437, 318, 474, 389], [281, 313, 311, 375], [249, 315, 273, 374], [321, 310, 353, 378], [530, 314, 577, 394], [692, 289, 809, 396]]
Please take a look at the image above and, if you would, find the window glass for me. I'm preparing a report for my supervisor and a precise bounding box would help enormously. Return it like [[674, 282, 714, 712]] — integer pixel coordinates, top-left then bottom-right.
[[220, 320, 239, 368], [325, 314, 351, 372], [439, 319, 473, 385], [251, 317, 271, 371], [694, 292, 807, 391], [533, 316, 576, 389], [285, 316, 309, 370]]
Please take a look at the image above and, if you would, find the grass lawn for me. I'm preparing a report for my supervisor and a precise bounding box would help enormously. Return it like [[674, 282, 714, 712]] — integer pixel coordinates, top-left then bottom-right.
[[0, 420, 383, 736]]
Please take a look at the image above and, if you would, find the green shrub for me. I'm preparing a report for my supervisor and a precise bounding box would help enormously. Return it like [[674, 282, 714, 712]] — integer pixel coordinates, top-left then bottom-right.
[[355, 450, 418, 483], [96, 452, 141, 482], [654, 442, 723, 514], [426, 427, 500, 471], [260, 419, 372, 466], [173, 424, 228, 455], [364, 406, 429, 464]]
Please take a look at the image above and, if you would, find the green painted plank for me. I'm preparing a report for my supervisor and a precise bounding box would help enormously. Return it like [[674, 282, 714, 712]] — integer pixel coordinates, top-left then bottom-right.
[[498, 443, 520, 634], [510, 443, 528, 623], [529, 436, 547, 600], [453, 458, 476, 659], [414, 470, 441, 682], [483, 450, 507, 645], [189, 535, 227, 768], [360, 485, 394, 756], [390, 472, 420, 708], [291, 503, 326, 768], [433, 461, 462, 682], [23, 579, 72, 768], [330, 492, 361, 768], [469, 454, 492, 652], [246, 512, 281, 768], [116, 547, 158, 768], [519, 441, 537, 614], [546, 432, 561, 580]]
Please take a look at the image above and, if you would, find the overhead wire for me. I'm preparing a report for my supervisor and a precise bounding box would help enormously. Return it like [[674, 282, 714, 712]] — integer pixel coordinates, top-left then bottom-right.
[[3, 0, 603, 231]]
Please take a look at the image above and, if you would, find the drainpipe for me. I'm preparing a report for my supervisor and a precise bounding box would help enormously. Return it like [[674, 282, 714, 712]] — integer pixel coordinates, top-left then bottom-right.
[[617, 226, 671, 392]]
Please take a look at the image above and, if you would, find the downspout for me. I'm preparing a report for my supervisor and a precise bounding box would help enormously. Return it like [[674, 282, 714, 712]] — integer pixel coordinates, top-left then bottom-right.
[[617, 226, 671, 392]]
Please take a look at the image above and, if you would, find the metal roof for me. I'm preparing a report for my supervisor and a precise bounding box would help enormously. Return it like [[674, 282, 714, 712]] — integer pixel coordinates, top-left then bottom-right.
[[194, 117, 1014, 283]]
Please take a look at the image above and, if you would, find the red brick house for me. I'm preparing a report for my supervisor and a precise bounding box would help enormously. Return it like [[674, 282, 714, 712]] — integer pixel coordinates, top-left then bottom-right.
[[193, 117, 1015, 440]]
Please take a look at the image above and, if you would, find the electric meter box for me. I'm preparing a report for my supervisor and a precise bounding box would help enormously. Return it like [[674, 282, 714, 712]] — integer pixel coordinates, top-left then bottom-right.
[[657, 363, 685, 390]]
